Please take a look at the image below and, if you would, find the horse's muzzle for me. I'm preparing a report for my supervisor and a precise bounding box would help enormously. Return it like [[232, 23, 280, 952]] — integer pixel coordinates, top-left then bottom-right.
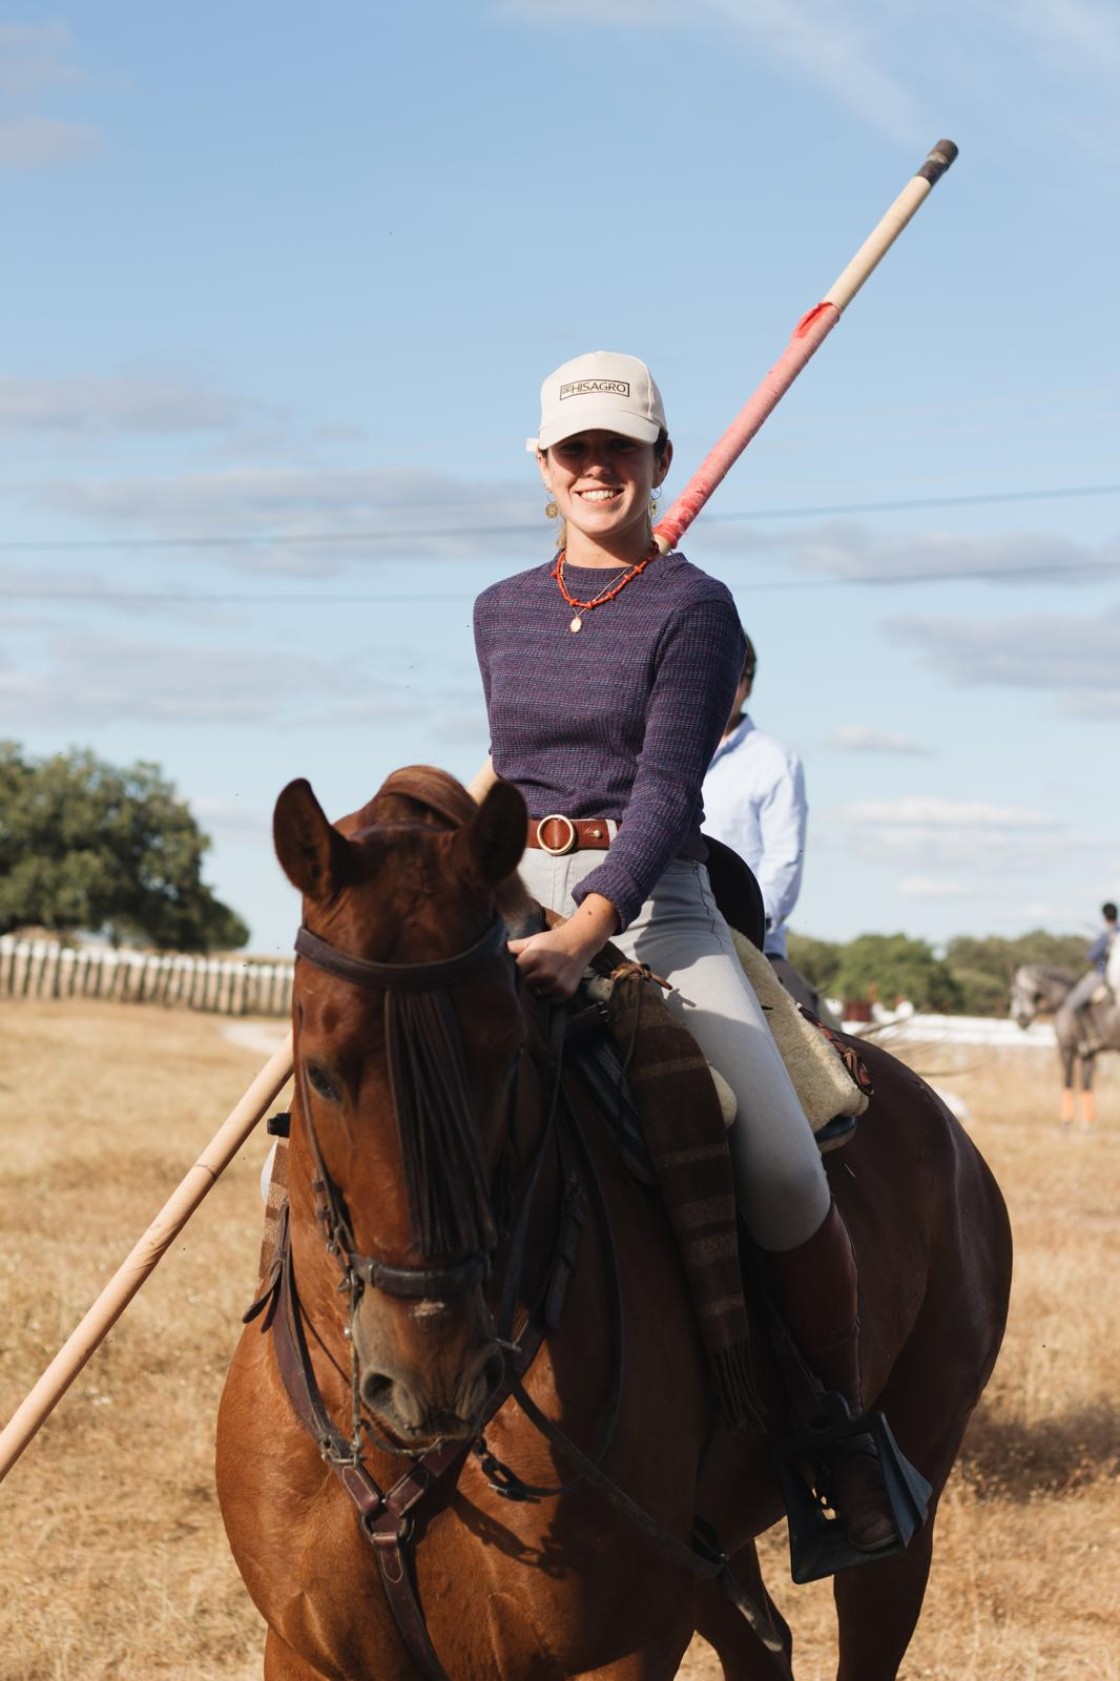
[[360, 1340, 505, 1444], [352, 1289, 505, 1447]]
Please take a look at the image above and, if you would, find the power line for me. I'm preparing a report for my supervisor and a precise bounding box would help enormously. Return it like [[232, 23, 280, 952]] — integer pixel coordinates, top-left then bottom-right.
[[5, 556, 1120, 605], [1, 480, 1118, 556]]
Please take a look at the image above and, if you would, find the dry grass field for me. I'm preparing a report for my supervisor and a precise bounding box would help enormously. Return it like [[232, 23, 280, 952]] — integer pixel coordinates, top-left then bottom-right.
[[2, 998, 1118, 1680]]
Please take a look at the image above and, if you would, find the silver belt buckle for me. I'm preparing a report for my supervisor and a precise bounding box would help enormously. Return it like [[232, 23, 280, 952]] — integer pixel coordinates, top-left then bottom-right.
[[536, 813, 577, 856]]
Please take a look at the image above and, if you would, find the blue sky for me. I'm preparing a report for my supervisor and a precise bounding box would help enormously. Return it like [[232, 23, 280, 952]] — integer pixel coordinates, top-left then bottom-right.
[[2, 2, 1118, 957]]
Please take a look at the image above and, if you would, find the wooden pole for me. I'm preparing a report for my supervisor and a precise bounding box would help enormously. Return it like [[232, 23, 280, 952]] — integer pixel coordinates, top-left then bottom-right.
[[653, 140, 958, 554], [0, 1032, 293, 1483]]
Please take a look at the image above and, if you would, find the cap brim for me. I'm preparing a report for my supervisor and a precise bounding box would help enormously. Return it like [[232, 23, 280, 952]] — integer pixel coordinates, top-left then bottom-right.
[[536, 402, 661, 451]]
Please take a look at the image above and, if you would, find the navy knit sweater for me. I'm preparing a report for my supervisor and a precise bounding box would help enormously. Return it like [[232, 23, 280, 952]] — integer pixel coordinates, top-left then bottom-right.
[[473, 550, 743, 929]]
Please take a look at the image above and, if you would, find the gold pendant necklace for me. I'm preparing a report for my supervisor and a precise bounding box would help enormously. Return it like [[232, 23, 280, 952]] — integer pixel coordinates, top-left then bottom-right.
[[553, 544, 658, 635]]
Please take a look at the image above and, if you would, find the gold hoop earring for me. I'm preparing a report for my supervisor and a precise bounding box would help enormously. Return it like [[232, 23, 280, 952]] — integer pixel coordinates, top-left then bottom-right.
[[649, 489, 662, 521], [545, 498, 559, 520]]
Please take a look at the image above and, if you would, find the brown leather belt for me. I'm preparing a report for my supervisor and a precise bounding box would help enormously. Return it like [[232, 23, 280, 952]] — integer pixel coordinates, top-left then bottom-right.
[[526, 815, 613, 856]]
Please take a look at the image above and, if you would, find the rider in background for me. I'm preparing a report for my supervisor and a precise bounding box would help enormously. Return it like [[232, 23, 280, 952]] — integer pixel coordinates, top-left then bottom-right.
[[471, 350, 898, 1557], [1068, 901, 1118, 1048], [702, 633, 824, 1015]]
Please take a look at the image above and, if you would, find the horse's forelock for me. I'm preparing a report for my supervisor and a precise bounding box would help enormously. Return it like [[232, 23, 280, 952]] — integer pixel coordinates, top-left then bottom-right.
[[334, 767, 475, 844], [376, 765, 476, 829], [332, 765, 532, 930]]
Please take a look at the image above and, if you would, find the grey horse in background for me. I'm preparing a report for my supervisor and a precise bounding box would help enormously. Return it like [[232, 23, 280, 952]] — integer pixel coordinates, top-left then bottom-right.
[[1010, 963, 1120, 1127]]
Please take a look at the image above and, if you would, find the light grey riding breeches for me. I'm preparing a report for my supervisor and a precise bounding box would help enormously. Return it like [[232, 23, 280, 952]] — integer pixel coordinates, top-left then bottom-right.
[[1066, 969, 1107, 1013], [517, 849, 831, 1253]]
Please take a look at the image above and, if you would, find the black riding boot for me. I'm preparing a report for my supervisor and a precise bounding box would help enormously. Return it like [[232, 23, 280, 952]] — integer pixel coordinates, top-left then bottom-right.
[[764, 1200, 898, 1554]]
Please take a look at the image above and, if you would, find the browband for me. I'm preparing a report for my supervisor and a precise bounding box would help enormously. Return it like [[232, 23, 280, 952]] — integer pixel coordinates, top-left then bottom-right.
[[294, 914, 508, 994]]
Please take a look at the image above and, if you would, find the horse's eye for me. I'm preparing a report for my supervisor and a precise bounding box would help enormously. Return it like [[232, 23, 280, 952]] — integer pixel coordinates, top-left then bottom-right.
[[306, 1062, 341, 1103]]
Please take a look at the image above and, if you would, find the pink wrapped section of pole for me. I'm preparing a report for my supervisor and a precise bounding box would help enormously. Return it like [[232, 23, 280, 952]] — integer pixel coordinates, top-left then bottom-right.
[[653, 299, 840, 554]]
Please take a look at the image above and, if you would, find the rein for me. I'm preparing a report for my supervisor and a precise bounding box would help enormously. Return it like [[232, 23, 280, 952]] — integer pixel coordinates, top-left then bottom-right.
[[261, 909, 790, 1679]]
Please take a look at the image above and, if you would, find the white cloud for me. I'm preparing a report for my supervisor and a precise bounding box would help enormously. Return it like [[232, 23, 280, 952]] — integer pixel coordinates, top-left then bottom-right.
[[39, 465, 544, 571], [0, 633, 479, 733], [0, 636, 372, 729], [502, 0, 921, 138], [0, 23, 84, 100], [1064, 692, 1120, 720], [891, 604, 1120, 716], [826, 724, 934, 755], [0, 372, 258, 436], [1004, 0, 1120, 75], [0, 23, 102, 170], [840, 796, 1059, 831], [828, 795, 1098, 878], [191, 797, 272, 845], [501, 0, 1120, 150], [499, 0, 682, 20], [0, 113, 99, 167], [898, 876, 967, 899], [791, 523, 1118, 586]]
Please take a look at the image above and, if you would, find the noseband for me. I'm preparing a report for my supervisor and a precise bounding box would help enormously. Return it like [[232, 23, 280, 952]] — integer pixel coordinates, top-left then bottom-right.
[[294, 913, 511, 1302]]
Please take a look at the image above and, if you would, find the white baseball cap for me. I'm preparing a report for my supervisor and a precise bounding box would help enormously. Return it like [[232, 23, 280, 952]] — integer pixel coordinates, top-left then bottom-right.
[[530, 351, 667, 452]]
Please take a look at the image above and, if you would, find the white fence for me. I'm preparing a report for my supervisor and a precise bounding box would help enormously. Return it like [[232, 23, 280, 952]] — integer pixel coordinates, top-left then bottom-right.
[[845, 1011, 1056, 1049], [0, 936, 293, 1018]]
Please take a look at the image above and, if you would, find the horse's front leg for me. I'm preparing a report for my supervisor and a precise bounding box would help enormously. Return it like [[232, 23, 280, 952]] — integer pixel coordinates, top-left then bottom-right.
[[1080, 1051, 1097, 1128], [262, 1628, 329, 1681], [832, 1516, 936, 1681], [694, 1540, 793, 1680], [1060, 1046, 1077, 1127]]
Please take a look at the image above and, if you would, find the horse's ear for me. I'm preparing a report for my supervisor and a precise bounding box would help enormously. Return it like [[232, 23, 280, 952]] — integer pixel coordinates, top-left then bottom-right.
[[453, 780, 527, 889], [274, 778, 353, 902]]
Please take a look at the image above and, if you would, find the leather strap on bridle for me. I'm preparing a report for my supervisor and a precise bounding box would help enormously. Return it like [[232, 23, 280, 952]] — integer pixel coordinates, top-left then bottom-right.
[[262, 1190, 557, 1681], [295, 914, 507, 995]]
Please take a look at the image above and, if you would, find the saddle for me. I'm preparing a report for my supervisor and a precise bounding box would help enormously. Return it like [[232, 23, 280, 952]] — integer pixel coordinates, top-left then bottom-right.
[[574, 952, 759, 1430]]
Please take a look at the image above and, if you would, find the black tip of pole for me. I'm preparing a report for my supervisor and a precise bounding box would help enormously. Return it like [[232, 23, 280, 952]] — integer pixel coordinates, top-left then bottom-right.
[[917, 139, 959, 187]]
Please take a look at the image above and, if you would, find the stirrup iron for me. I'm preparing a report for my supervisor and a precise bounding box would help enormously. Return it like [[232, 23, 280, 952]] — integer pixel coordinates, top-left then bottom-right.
[[773, 1392, 931, 1583]]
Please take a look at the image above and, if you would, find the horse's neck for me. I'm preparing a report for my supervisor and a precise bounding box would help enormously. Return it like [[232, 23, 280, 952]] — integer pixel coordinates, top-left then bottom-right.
[[1034, 967, 1075, 1003]]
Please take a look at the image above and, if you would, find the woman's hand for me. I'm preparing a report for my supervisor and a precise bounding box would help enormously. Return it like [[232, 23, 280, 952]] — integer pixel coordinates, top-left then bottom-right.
[[508, 892, 619, 1002]]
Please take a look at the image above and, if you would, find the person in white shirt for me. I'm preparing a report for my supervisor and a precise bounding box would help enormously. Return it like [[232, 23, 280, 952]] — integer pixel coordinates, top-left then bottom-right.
[[703, 633, 818, 1012]]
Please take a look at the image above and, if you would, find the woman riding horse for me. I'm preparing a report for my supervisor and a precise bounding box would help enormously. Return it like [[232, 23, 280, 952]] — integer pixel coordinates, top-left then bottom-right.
[[471, 350, 894, 1552], [215, 350, 1013, 1679]]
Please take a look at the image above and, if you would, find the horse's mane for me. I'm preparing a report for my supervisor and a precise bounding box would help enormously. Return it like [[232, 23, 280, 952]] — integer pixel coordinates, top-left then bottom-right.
[[1017, 963, 1077, 988]]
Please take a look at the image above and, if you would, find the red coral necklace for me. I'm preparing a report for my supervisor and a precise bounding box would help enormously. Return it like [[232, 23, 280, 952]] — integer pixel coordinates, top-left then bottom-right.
[[552, 542, 659, 634]]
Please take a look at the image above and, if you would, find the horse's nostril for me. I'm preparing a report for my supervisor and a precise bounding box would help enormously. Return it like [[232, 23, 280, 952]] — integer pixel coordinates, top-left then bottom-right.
[[361, 1370, 394, 1412]]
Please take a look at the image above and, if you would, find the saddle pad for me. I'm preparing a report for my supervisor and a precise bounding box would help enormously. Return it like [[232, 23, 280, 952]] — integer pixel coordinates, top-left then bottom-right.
[[730, 932, 870, 1130], [601, 959, 758, 1431]]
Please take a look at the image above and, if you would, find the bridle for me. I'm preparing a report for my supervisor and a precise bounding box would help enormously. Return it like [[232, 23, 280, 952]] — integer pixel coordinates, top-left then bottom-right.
[[252, 899, 792, 1679], [293, 912, 511, 1303]]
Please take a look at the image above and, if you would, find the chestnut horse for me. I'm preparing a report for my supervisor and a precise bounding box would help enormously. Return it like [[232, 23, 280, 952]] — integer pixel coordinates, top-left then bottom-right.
[[216, 768, 1012, 1681]]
